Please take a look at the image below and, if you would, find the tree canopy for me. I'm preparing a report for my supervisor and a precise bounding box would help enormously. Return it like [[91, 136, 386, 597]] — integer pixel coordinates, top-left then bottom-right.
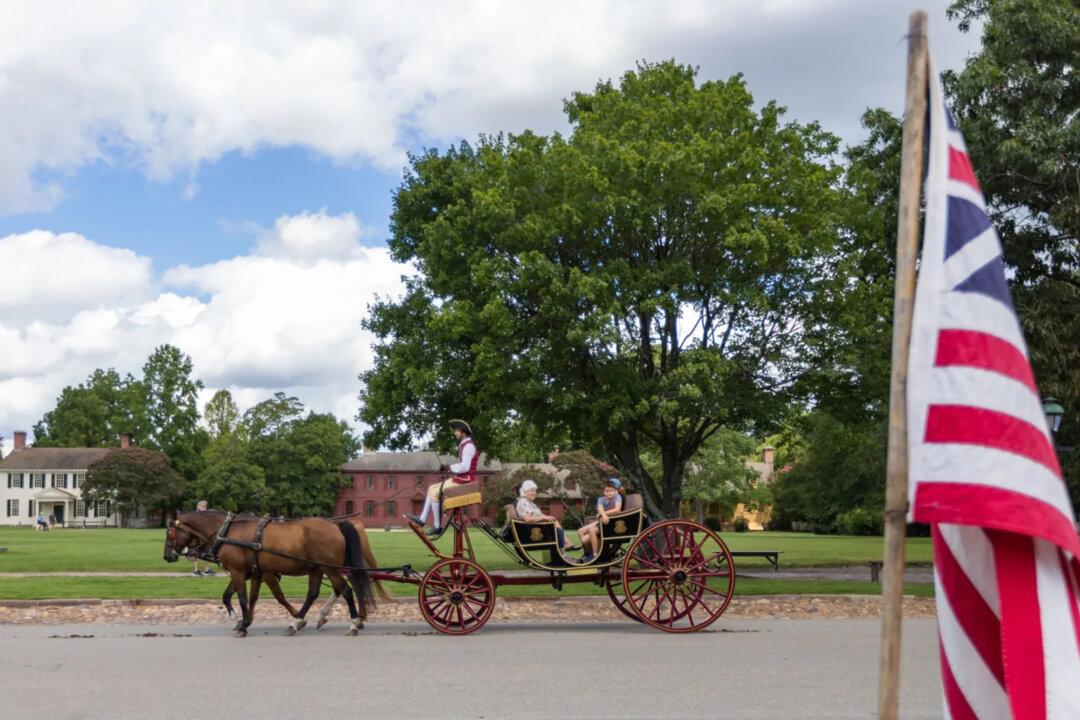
[[83, 448, 185, 527], [360, 61, 847, 517]]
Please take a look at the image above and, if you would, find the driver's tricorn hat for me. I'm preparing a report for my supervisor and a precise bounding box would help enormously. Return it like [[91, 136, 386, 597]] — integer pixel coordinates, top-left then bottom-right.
[[448, 419, 473, 436]]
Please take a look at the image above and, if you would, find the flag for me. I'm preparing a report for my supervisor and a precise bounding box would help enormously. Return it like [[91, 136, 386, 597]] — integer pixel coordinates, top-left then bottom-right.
[[907, 67, 1080, 719]]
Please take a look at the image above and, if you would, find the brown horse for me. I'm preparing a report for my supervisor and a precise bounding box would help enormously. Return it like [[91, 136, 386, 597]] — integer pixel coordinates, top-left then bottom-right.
[[164, 511, 389, 637]]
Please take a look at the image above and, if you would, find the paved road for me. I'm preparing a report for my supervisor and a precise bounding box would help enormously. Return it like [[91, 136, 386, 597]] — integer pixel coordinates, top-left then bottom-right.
[[0, 618, 940, 719]]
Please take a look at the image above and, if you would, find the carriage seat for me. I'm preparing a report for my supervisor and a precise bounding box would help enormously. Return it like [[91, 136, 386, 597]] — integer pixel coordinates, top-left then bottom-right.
[[440, 480, 482, 510], [500, 503, 521, 541]]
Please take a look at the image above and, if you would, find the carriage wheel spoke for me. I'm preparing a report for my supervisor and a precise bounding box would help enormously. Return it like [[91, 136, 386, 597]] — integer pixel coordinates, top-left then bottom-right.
[[683, 551, 726, 576]]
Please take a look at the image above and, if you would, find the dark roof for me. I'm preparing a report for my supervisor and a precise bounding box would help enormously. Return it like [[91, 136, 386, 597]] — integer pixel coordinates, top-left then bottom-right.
[[341, 451, 501, 473], [0, 447, 115, 471]]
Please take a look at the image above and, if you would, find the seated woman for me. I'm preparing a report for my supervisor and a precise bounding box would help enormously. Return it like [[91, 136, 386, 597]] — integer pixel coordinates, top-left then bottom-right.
[[515, 480, 579, 552], [577, 478, 624, 561]]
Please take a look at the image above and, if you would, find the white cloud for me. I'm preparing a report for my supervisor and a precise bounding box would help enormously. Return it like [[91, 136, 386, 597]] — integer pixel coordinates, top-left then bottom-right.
[[0, 212, 408, 454], [254, 210, 370, 263], [0, 230, 152, 321], [0, 0, 979, 213]]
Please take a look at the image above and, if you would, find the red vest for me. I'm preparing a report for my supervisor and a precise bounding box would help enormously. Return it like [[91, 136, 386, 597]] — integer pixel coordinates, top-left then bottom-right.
[[459, 437, 479, 483]]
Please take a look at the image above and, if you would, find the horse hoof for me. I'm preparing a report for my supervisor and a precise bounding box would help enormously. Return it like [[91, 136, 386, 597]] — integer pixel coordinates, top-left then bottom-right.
[[346, 628, 358, 637], [295, 618, 307, 631], [284, 626, 297, 636], [233, 630, 247, 638], [316, 617, 328, 629]]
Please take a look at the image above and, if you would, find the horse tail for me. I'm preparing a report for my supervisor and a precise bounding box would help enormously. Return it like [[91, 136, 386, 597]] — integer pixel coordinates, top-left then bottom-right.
[[337, 521, 376, 615], [354, 520, 393, 603]]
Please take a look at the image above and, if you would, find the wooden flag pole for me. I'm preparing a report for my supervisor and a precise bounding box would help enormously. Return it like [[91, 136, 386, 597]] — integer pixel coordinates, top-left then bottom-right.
[[878, 10, 928, 720]]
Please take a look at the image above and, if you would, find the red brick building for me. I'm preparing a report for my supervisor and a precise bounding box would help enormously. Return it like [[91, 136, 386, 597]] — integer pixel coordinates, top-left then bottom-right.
[[334, 451, 503, 527], [334, 454, 589, 526]]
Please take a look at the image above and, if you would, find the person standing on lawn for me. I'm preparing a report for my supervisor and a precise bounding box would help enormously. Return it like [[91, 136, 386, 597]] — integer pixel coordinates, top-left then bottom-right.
[[405, 419, 478, 536], [190, 500, 216, 577]]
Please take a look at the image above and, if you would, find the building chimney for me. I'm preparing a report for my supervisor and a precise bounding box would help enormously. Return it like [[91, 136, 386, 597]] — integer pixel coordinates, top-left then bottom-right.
[[763, 446, 775, 477], [13, 431, 27, 451], [119, 433, 132, 449]]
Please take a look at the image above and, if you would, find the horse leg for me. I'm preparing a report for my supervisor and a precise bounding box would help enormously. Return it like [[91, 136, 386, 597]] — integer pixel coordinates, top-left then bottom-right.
[[228, 570, 249, 638], [264, 574, 299, 618], [285, 571, 322, 636], [332, 572, 362, 636], [315, 577, 341, 630], [222, 586, 236, 619], [242, 575, 262, 631]]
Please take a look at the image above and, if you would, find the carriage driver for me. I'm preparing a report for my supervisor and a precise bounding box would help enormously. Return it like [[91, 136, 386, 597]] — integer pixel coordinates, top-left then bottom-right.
[[405, 419, 479, 536]]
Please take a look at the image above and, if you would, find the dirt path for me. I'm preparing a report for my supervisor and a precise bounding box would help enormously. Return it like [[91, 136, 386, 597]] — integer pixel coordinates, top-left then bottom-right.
[[0, 594, 935, 625]]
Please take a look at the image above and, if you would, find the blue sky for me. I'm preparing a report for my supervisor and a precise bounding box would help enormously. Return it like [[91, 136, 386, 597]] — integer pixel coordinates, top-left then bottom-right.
[[0, 1, 981, 453], [0, 148, 399, 269]]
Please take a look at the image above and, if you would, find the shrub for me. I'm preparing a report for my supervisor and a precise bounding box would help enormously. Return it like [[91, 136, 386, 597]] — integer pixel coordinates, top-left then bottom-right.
[[495, 507, 507, 526], [703, 517, 722, 532], [835, 507, 882, 536], [733, 517, 750, 533]]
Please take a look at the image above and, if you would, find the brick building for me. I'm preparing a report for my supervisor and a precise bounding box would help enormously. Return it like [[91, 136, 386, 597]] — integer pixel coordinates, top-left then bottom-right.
[[334, 451, 503, 527]]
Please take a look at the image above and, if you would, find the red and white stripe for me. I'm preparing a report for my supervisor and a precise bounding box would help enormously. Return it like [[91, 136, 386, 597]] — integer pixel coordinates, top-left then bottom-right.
[[907, 67, 1080, 718]]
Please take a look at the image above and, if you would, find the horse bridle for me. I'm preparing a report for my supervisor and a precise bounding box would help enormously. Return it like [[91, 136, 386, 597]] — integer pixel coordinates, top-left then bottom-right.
[[168, 519, 215, 561]]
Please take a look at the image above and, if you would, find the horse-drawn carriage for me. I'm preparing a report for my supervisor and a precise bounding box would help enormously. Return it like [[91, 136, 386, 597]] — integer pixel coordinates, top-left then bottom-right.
[[164, 486, 737, 636], [390, 485, 737, 635]]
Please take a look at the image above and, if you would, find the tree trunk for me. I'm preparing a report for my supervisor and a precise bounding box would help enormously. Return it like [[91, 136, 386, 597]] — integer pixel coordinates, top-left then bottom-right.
[[695, 498, 704, 524], [660, 455, 685, 518]]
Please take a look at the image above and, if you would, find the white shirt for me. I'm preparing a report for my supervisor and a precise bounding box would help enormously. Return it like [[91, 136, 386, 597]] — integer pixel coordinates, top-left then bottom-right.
[[449, 438, 476, 475]]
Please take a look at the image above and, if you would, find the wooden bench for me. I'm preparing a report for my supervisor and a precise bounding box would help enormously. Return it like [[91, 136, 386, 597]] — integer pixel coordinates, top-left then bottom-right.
[[730, 550, 782, 570], [78, 519, 108, 529]]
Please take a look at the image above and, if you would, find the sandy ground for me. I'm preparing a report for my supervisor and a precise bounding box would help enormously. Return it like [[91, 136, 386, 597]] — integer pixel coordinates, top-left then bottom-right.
[[0, 593, 935, 625]]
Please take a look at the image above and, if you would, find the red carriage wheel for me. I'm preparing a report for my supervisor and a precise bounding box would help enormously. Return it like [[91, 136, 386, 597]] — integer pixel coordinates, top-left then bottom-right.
[[604, 574, 644, 623], [621, 519, 735, 633], [418, 558, 496, 635]]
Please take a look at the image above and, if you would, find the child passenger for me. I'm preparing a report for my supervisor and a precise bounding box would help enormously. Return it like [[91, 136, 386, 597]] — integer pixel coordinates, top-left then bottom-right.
[[579, 478, 624, 561]]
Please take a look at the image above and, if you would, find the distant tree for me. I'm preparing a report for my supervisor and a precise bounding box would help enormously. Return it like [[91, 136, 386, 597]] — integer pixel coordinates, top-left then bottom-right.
[[203, 389, 241, 440], [677, 429, 764, 524], [33, 369, 143, 447], [245, 397, 359, 517], [83, 448, 185, 528], [139, 345, 207, 485], [190, 431, 267, 513]]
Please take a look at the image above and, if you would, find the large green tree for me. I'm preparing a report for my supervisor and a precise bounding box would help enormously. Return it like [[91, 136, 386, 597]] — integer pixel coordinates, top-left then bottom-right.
[[83, 448, 185, 527], [191, 430, 267, 512], [138, 345, 207, 484], [33, 369, 143, 447], [360, 61, 846, 518], [945, 0, 1080, 503], [245, 394, 359, 516]]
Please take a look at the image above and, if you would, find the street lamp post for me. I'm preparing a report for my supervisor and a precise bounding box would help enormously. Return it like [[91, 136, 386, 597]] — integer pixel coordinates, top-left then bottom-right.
[[1043, 397, 1065, 436]]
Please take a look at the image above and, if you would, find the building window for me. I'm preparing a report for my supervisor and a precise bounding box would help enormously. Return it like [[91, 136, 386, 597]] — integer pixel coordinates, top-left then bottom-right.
[[7, 473, 23, 489], [97, 501, 109, 518], [345, 501, 355, 515], [387, 475, 397, 490], [6, 499, 19, 517], [366, 475, 375, 490], [74, 473, 85, 489], [416, 476, 424, 490], [366, 501, 377, 517], [53, 472, 67, 488], [28, 500, 36, 517], [32, 473, 45, 489], [75, 500, 86, 517], [386, 500, 396, 517]]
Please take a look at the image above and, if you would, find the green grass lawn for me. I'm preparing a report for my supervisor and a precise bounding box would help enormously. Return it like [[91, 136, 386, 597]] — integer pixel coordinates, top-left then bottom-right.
[[0, 527, 933, 573], [0, 526, 934, 600], [0, 574, 933, 600]]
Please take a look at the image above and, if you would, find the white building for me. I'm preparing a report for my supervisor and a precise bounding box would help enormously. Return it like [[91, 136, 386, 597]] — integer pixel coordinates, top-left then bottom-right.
[[0, 431, 124, 527]]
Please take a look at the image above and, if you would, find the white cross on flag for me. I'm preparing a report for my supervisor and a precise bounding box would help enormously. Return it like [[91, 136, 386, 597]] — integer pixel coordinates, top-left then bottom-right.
[[907, 67, 1080, 718]]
